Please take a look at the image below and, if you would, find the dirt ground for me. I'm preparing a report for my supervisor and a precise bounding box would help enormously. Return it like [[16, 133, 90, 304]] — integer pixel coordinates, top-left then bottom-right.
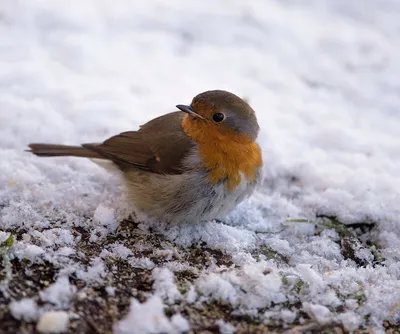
[[1, 219, 399, 334]]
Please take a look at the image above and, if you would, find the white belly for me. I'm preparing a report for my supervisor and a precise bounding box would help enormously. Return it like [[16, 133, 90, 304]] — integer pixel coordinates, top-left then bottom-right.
[[201, 170, 262, 221], [125, 168, 262, 224]]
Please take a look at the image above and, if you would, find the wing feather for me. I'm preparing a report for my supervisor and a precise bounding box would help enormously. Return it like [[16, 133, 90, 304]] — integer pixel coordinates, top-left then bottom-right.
[[83, 112, 195, 174]]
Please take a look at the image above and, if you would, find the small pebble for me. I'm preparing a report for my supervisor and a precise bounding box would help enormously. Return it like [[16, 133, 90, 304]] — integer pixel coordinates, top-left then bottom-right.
[[36, 311, 69, 333]]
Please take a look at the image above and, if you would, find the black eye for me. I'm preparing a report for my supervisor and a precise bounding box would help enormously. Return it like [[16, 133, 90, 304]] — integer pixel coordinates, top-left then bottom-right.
[[212, 113, 225, 123]]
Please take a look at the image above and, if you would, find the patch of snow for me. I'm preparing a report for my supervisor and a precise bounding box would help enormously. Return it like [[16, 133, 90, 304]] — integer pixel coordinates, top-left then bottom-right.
[[186, 285, 197, 304], [106, 286, 116, 297], [163, 221, 257, 252], [100, 243, 133, 260], [114, 296, 189, 334], [54, 247, 75, 258], [90, 205, 118, 242], [100, 242, 155, 270], [216, 319, 236, 334], [355, 246, 374, 264], [336, 311, 363, 332], [303, 303, 332, 325], [39, 276, 77, 308], [76, 257, 107, 285], [297, 264, 327, 295], [152, 267, 182, 304], [128, 257, 155, 270], [316, 289, 341, 308], [262, 238, 294, 257], [13, 244, 45, 263], [35, 229, 74, 246], [279, 309, 297, 324], [345, 299, 359, 311], [9, 298, 38, 322], [170, 314, 190, 333], [197, 262, 286, 309]]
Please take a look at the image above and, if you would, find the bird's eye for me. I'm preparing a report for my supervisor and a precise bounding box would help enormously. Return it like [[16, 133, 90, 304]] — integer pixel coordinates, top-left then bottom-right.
[[212, 113, 225, 123]]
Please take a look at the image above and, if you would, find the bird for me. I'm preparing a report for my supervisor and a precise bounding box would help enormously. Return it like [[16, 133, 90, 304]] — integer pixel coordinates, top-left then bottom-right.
[[27, 90, 263, 224]]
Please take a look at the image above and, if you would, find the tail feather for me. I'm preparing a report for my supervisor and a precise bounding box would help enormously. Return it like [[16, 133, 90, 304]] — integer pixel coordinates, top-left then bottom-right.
[[27, 143, 105, 159]]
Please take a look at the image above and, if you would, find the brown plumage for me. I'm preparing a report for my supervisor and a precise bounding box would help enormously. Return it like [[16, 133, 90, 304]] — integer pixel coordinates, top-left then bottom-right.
[[27, 144, 103, 159], [28, 112, 195, 174]]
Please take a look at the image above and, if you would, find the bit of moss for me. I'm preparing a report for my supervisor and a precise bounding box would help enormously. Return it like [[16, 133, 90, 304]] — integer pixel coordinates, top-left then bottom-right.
[[367, 242, 386, 264], [354, 291, 367, 304], [285, 218, 314, 223], [177, 283, 188, 295], [317, 216, 352, 237], [0, 235, 14, 249], [295, 279, 305, 292], [253, 246, 289, 264], [281, 276, 289, 285], [0, 234, 14, 287]]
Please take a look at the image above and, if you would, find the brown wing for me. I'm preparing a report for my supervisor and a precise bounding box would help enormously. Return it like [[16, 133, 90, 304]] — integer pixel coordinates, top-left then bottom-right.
[[83, 112, 195, 174]]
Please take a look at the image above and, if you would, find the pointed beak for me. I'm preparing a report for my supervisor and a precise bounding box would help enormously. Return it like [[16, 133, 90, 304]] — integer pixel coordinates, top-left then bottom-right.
[[176, 105, 205, 119]]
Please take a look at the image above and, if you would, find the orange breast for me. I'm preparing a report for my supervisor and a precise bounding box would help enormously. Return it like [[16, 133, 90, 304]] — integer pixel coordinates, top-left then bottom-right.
[[182, 115, 262, 191]]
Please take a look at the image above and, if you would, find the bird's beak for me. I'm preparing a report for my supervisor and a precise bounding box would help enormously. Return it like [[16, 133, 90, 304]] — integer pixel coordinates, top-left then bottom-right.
[[176, 105, 205, 119]]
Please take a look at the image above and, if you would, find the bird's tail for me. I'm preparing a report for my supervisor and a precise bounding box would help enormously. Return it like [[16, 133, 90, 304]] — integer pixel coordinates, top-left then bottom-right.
[[27, 143, 105, 159]]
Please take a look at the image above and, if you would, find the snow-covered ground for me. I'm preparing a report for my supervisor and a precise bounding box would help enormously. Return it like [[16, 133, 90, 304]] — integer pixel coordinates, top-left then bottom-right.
[[1, 0, 400, 333]]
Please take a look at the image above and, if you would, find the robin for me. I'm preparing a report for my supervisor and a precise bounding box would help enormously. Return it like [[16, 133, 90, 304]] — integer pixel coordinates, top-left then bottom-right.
[[28, 90, 263, 224]]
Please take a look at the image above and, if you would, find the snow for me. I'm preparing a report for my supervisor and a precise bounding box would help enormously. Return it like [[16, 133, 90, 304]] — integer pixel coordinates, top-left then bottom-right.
[[106, 286, 116, 297], [1, 0, 400, 332], [170, 314, 191, 333], [100, 242, 156, 269], [303, 303, 332, 325], [90, 204, 118, 242], [9, 298, 38, 322], [36, 311, 69, 334], [39, 276, 76, 308], [76, 257, 107, 285], [296, 264, 326, 296], [345, 299, 359, 311], [114, 296, 189, 334], [337, 312, 363, 332], [217, 320, 236, 334], [197, 262, 286, 309], [185, 285, 197, 304], [13, 244, 45, 262], [280, 309, 297, 324], [152, 267, 182, 304]]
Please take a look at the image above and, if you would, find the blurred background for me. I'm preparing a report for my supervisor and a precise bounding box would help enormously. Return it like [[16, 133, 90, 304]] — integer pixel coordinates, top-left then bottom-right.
[[2, 0, 399, 149]]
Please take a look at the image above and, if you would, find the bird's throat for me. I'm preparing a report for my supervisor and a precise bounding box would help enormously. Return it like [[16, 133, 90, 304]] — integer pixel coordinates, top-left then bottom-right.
[[182, 116, 262, 191]]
